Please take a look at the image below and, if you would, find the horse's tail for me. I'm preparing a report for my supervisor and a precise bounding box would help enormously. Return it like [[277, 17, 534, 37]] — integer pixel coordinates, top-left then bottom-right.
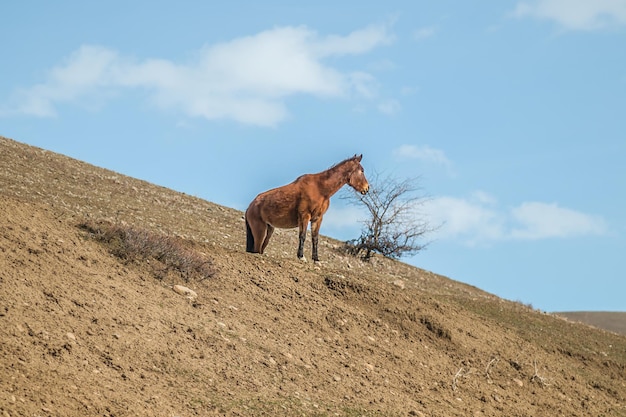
[[245, 218, 255, 253]]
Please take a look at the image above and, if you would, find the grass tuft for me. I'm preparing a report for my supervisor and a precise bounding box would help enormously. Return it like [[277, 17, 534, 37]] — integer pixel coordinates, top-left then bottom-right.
[[78, 220, 215, 282]]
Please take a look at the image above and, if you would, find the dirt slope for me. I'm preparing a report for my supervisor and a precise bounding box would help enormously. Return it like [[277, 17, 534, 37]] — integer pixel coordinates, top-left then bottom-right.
[[1, 135, 625, 416]]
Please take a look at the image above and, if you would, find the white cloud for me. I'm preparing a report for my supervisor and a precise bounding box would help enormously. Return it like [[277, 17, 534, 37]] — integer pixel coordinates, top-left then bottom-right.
[[413, 26, 438, 40], [313, 23, 395, 56], [512, 0, 626, 31], [348, 72, 379, 99], [1, 24, 394, 126], [393, 144, 454, 173], [378, 99, 401, 115], [4, 46, 122, 117], [424, 193, 608, 245], [424, 194, 506, 245], [510, 202, 608, 239]]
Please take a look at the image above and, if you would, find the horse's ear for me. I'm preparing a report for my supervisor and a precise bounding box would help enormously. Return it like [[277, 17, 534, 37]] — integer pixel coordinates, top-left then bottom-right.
[[356, 154, 362, 162]]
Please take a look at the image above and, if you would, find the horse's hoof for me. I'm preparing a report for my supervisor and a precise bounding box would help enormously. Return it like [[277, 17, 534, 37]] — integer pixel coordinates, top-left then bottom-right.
[[298, 256, 307, 262]]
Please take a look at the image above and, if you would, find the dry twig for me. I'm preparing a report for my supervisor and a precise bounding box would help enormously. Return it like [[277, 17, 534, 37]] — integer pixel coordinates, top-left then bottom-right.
[[452, 367, 464, 391], [485, 357, 499, 383], [530, 359, 550, 387], [452, 367, 475, 391]]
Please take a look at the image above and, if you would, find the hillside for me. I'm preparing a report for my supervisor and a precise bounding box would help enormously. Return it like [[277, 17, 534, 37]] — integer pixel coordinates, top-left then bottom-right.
[[1, 135, 625, 417]]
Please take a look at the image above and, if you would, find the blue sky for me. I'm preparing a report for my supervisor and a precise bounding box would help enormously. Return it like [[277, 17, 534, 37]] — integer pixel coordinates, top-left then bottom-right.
[[1, 1, 625, 312]]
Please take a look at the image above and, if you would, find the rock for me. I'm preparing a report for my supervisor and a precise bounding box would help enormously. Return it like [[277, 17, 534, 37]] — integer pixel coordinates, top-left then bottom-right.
[[392, 279, 405, 289], [173, 285, 197, 299], [513, 378, 524, 387]]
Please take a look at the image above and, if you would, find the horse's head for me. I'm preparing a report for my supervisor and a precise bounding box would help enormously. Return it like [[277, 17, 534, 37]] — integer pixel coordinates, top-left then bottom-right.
[[347, 154, 369, 195]]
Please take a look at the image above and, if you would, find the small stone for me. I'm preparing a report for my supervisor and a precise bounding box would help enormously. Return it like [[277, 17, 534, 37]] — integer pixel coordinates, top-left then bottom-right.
[[173, 285, 197, 299], [513, 378, 524, 387], [66, 332, 76, 341], [392, 279, 405, 289], [333, 375, 341, 382]]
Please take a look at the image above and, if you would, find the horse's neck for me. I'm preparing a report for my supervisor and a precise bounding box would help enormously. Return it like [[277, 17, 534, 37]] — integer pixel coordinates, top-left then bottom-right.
[[318, 165, 350, 197]]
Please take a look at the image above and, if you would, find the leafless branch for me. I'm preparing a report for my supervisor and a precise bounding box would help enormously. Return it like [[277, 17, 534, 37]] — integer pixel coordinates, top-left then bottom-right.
[[341, 171, 438, 261]]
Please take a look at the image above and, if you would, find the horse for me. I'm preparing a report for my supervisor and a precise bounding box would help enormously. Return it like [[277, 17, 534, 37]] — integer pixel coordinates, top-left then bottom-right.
[[245, 154, 369, 262]]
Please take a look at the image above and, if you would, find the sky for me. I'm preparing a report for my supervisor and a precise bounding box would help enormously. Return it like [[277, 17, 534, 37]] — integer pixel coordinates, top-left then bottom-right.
[[1, 1, 625, 312]]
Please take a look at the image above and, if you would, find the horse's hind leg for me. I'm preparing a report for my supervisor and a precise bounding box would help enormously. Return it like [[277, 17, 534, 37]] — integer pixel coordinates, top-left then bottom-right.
[[246, 220, 255, 252], [253, 223, 268, 254], [260, 224, 274, 254], [246, 210, 268, 254]]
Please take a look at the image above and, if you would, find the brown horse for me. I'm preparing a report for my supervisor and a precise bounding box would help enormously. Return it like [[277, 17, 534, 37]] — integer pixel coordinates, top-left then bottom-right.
[[245, 154, 369, 262]]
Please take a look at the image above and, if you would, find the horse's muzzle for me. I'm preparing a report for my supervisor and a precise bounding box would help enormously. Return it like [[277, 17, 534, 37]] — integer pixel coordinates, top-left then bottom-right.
[[360, 186, 369, 195]]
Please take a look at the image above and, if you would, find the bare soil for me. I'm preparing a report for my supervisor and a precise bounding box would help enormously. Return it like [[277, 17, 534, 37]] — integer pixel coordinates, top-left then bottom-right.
[[1, 135, 625, 416]]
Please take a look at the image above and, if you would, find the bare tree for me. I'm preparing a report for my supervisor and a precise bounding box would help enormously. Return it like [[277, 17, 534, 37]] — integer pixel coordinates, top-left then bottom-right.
[[341, 171, 435, 261]]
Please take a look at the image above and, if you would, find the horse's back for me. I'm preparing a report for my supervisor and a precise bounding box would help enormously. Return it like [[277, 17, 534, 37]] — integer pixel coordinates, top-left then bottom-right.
[[248, 182, 301, 228], [247, 173, 326, 229]]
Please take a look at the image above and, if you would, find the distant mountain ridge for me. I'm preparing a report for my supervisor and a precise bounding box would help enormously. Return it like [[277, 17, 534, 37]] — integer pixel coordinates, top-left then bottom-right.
[[556, 312, 626, 336]]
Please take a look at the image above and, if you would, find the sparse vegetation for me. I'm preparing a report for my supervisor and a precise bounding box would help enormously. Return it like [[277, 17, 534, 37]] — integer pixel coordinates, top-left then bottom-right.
[[78, 219, 215, 282], [342, 171, 436, 261]]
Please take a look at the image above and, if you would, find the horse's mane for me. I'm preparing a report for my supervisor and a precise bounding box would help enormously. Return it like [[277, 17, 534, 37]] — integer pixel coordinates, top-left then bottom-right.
[[310, 155, 360, 183], [328, 155, 360, 171]]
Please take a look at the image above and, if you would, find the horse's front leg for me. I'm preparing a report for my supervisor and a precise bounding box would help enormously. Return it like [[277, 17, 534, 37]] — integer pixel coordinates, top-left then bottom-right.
[[297, 213, 311, 260], [297, 228, 306, 259], [311, 217, 322, 262]]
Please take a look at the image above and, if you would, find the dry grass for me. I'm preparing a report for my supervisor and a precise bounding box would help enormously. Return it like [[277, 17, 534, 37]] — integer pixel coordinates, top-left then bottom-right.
[[78, 219, 215, 282]]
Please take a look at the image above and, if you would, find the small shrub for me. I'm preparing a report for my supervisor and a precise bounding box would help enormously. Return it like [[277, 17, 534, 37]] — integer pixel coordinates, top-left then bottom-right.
[[78, 220, 215, 282], [340, 172, 435, 261]]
